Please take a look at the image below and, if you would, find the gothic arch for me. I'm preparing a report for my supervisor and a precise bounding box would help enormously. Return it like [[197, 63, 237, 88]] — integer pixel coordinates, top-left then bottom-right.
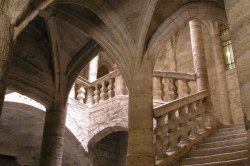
[[146, 1, 227, 64], [88, 126, 127, 149], [14, 0, 133, 65]]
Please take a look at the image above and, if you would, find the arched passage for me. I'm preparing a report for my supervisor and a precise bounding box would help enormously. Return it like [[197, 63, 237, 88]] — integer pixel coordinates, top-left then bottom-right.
[[0, 101, 90, 166], [88, 129, 128, 166]]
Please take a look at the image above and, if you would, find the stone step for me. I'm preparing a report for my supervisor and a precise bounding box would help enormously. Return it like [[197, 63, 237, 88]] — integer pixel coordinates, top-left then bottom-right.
[[181, 150, 248, 165], [211, 129, 246, 137], [181, 157, 248, 166], [216, 125, 245, 133], [198, 137, 247, 149], [189, 143, 248, 157], [204, 133, 247, 143]]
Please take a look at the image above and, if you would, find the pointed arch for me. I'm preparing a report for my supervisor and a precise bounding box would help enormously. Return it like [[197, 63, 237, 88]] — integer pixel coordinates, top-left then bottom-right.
[[146, 2, 227, 64]]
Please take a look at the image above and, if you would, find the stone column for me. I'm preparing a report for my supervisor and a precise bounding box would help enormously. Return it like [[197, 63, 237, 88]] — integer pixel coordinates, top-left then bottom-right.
[[207, 21, 233, 125], [126, 64, 154, 166], [224, 0, 250, 162], [68, 83, 75, 99], [189, 19, 215, 128], [0, 10, 13, 117], [88, 56, 99, 82], [153, 76, 162, 100], [39, 15, 68, 165], [39, 100, 67, 166], [189, 19, 209, 91], [166, 34, 177, 72], [86, 56, 99, 106], [114, 74, 126, 95]]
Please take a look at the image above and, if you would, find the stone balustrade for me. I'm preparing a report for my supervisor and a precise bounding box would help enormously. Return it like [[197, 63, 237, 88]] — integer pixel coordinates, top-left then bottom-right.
[[153, 90, 213, 165], [75, 70, 196, 105], [153, 71, 196, 101], [75, 70, 127, 105]]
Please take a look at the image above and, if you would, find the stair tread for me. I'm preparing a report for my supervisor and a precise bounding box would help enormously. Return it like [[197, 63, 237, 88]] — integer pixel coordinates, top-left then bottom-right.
[[178, 125, 248, 166], [212, 129, 247, 136], [181, 150, 248, 165], [199, 137, 247, 147], [209, 132, 246, 139], [181, 157, 248, 166], [204, 133, 247, 143], [183, 150, 248, 160], [190, 143, 248, 157], [216, 125, 245, 132]]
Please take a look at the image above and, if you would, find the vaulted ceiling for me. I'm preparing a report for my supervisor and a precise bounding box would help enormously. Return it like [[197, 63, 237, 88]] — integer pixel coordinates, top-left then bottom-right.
[[7, 0, 225, 106]]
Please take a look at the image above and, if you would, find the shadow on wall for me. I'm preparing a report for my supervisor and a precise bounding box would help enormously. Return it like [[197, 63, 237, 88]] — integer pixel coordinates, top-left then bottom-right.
[[89, 131, 128, 166], [0, 102, 90, 166]]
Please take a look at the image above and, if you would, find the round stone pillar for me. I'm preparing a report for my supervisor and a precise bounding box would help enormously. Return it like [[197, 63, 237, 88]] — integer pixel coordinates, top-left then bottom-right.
[[225, 0, 250, 162], [88, 56, 99, 82], [114, 74, 126, 95], [208, 21, 233, 125], [39, 100, 67, 166], [0, 12, 13, 118], [85, 56, 99, 107], [189, 19, 209, 91], [126, 65, 155, 166]]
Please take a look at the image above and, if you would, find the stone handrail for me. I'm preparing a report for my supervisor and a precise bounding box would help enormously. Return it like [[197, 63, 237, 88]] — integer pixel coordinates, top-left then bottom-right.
[[152, 71, 196, 101], [91, 69, 120, 86], [75, 70, 120, 88], [153, 70, 196, 81], [154, 90, 208, 117], [154, 90, 213, 166], [75, 76, 91, 88], [75, 70, 197, 105]]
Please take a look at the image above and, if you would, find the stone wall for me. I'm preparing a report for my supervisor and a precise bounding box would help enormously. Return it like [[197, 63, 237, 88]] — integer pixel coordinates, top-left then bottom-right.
[[88, 96, 129, 142], [154, 23, 244, 125], [66, 98, 89, 150], [0, 102, 90, 166], [90, 131, 127, 166], [226, 69, 244, 124]]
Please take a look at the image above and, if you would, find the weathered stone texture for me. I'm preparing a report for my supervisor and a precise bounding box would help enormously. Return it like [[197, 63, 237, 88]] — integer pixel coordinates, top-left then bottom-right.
[[66, 98, 89, 150], [88, 96, 128, 141], [154, 22, 243, 125], [90, 131, 127, 166], [226, 69, 244, 124], [0, 102, 90, 166]]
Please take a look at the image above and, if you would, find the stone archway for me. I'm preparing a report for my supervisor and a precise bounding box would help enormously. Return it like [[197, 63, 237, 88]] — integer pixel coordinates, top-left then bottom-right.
[[0, 101, 90, 166], [89, 131, 128, 166]]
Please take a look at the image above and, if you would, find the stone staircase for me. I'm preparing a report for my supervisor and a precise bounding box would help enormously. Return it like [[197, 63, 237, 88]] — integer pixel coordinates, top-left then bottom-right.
[[180, 124, 249, 166]]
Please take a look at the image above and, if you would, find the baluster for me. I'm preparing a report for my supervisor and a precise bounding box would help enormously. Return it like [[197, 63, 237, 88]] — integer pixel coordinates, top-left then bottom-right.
[[179, 106, 191, 145], [196, 99, 206, 134], [76, 87, 86, 103], [85, 87, 94, 107], [188, 102, 198, 139], [93, 84, 100, 104], [162, 78, 169, 102], [153, 76, 162, 100], [167, 110, 180, 153], [180, 80, 191, 97], [100, 81, 108, 102], [168, 78, 178, 101], [107, 78, 115, 99], [155, 115, 168, 159]]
